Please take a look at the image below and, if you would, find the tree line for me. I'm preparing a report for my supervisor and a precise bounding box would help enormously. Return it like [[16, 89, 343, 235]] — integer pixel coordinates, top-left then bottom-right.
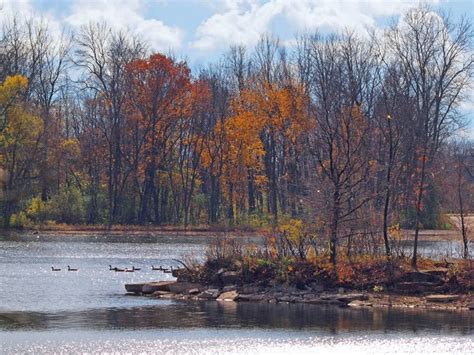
[[0, 6, 472, 264]]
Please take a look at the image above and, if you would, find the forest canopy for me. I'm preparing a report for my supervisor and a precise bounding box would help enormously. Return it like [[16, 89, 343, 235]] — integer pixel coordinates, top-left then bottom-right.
[[0, 6, 473, 265]]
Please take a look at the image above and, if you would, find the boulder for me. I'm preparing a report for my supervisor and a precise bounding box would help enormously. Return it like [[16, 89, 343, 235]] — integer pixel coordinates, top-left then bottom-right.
[[217, 290, 239, 302], [168, 282, 203, 294], [240, 285, 262, 294], [305, 298, 346, 306], [188, 288, 200, 295], [125, 283, 145, 294], [152, 291, 175, 299], [141, 281, 176, 294], [238, 294, 265, 302], [277, 295, 291, 303], [425, 294, 459, 303], [197, 288, 221, 299], [336, 293, 369, 302], [348, 300, 373, 307]]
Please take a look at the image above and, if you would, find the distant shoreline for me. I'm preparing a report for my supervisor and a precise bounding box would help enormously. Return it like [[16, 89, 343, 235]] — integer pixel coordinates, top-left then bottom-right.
[[1, 225, 264, 238], [0, 225, 462, 242], [0, 225, 465, 242]]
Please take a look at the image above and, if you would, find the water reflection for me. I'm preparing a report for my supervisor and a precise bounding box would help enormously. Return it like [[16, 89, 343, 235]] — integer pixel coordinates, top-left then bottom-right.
[[1, 301, 472, 335]]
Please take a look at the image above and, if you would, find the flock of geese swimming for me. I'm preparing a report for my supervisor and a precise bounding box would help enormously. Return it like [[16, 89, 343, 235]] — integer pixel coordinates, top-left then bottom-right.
[[51, 265, 178, 273], [51, 265, 78, 271]]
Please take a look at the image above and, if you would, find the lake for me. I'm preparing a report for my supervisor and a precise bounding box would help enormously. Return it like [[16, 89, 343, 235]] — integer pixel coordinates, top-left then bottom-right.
[[0, 234, 472, 354]]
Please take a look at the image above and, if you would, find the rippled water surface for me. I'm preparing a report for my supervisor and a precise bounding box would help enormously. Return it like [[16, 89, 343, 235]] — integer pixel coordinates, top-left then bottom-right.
[[0, 234, 472, 354]]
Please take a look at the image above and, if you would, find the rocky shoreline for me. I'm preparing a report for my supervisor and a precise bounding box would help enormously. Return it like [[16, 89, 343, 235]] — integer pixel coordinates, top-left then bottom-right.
[[125, 280, 474, 311]]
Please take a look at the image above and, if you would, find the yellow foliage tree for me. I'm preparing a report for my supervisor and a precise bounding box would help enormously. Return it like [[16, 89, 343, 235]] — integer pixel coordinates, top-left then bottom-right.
[[0, 75, 42, 227]]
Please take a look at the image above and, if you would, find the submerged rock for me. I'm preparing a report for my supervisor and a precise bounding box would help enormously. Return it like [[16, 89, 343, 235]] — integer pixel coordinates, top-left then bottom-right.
[[217, 290, 239, 301], [348, 300, 373, 307]]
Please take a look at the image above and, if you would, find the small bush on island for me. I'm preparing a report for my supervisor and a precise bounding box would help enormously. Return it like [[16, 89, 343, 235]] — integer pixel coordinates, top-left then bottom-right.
[[177, 227, 473, 294]]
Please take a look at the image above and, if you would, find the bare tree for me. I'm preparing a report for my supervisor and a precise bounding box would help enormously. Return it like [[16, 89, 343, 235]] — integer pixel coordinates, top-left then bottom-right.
[[74, 22, 144, 226], [385, 7, 473, 266]]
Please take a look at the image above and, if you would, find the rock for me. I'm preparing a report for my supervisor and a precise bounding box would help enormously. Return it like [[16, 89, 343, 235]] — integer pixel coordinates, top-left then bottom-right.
[[141, 281, 176, 294], [152, 291, 175, 299], [348, 300, 373, 307], [197, 291, 214, 299], [217, 290, 239, 302], [336, 293, 368, 302], [425, 294, 459, 303], [188, 288, 200, 295], [238, 294, 265, 302], [277, 295, 291, 302], [303, 293, 318, 300], [223, 285, 237, 292], [168, 282, 203, 294], [320, 294, 336, 301], [220, 271, 241, 285], [305, 298, 346, 306], [125, 283, 145, 294], [240, 285, 261, 294], [290, 291, 309, 296], [197, 288, 221, 299], [309, 283, 325, 292], [289, 296, 302, 303]]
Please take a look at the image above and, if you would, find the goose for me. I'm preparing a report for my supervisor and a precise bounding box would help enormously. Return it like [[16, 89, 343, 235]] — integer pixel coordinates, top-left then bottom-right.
[[110, 265, 125, 272], [67, 265, 78, 271], [132, 266, 141, 271], [163, 268, 172, 274], [151, 265, 164, 271], [125, 268, 134, 272], [51, 266, 61, 271]]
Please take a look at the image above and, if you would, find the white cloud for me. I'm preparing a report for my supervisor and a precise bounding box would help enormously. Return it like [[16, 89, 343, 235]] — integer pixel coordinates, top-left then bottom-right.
[[0, 0, 34, 23], [0, 0, 65, 44], [191, 0, 285, 51], [191, 0, 440, 52], [65, 0, 183, 52], [0, 0, 182, 52]]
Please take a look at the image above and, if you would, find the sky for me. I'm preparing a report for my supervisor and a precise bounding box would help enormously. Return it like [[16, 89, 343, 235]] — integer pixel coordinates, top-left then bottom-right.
[[0, 0, 473, 133], [0, 0, 472, 64]]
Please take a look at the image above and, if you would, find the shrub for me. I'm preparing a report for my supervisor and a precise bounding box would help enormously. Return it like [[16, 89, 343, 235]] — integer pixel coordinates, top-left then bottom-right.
[[43, 187, 86, 224]]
